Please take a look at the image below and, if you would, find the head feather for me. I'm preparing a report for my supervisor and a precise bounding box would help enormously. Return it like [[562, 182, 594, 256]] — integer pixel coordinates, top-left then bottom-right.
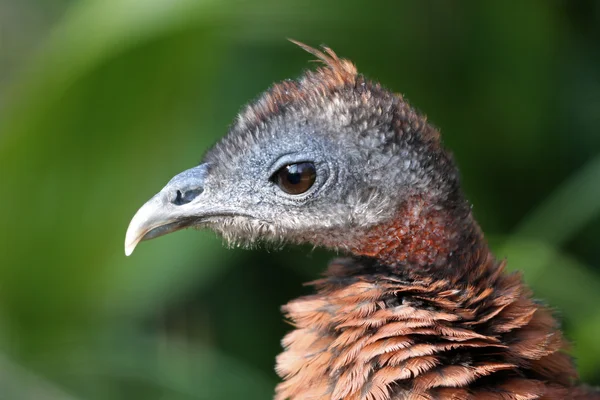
[[233, 41, 358, 134]]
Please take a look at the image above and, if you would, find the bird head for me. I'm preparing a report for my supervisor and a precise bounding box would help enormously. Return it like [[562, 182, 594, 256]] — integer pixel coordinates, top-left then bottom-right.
[[125, 41, 477, 268]]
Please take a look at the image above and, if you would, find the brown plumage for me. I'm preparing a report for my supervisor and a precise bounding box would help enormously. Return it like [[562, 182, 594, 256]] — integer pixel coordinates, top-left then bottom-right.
[[125, 42, 600, 399], [276, 256, 579, 399]]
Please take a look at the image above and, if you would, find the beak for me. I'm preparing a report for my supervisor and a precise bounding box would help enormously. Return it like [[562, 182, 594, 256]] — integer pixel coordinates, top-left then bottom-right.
[[125, 164, 210, 256]]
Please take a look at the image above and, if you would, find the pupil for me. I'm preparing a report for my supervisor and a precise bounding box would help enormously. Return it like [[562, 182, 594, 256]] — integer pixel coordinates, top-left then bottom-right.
[[286, 165, 302, 185]]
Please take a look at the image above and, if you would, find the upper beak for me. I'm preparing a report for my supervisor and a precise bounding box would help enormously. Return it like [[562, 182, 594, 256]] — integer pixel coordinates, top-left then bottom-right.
[[124, 164, 209, 256]]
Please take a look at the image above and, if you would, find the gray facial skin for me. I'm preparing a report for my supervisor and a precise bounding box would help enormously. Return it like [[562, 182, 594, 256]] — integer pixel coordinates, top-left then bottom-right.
[[125, 50, 460, 257]]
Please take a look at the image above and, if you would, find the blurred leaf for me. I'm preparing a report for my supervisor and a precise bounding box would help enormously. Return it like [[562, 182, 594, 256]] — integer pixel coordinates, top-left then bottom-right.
[[1, 0, 219, 127], [514, 154, 600, 246], [0, 354, 80, 400], [40, 332, 275, 400]]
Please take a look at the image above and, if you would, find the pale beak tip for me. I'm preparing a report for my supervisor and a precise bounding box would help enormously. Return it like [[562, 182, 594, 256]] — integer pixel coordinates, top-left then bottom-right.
[[124, 194, 160, 257], [124, 225, 141, 256], [124, 242, 136, 256]]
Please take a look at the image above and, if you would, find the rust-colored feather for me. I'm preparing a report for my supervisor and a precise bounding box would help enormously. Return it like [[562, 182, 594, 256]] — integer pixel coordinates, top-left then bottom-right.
[[274, 254, 589, 399]]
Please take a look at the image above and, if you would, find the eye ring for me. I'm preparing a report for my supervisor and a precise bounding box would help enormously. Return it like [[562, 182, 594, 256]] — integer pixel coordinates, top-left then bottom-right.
[[272, 162, 317, 195]]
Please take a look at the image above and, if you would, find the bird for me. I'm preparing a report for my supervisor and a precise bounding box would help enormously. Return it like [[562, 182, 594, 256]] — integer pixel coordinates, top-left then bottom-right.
[[125, 41, 599, 399]]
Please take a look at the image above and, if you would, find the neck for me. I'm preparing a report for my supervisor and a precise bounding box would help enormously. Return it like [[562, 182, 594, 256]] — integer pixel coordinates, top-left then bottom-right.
[[348, 194, 488, 282]]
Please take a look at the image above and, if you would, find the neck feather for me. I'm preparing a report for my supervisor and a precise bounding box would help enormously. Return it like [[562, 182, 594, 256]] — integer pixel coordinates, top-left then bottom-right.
[[275, 251, 577, 399], [318, 193, 487, 281]]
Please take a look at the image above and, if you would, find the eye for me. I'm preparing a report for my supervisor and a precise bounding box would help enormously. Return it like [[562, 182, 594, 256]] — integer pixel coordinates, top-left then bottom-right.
[[273, 162, 317, 195]]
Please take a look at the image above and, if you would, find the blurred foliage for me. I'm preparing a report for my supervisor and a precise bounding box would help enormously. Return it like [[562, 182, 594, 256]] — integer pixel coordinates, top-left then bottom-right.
[[1, 0, 599, 398]]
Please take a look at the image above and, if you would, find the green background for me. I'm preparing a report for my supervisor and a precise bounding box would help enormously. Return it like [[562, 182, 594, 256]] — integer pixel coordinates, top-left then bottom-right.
[[1, 1, 599, 398]]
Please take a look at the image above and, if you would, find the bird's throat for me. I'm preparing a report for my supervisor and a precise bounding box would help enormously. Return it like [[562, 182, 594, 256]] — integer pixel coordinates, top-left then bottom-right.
[[348, 195, 485, 276]]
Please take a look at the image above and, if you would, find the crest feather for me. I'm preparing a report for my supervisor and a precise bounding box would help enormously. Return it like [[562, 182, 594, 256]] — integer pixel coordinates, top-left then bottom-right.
[[288, 39, 357, 84]]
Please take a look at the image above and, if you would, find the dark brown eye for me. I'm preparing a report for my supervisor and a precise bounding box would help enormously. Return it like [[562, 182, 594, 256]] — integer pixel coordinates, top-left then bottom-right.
[[274, 162, 316, 195]]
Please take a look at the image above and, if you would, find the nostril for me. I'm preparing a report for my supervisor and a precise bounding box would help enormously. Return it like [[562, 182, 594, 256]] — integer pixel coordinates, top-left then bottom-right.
[[172, 188, 203, 206], [174, 190, 183, 204]]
